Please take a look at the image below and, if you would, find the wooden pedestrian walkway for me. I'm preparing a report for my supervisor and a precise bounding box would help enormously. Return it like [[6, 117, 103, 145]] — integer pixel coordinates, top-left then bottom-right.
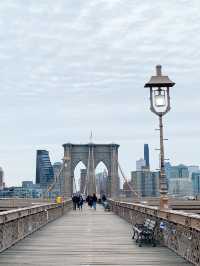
[[0, 205, 192, 265]]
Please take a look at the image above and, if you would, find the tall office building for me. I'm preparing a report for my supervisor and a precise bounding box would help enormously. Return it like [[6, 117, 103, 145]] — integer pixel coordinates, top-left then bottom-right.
[[131, 170, 159, 197], [96, 169, 108, 196], [52, 162, 64, 194], [168, 164, 189, 179], [80, 169, 87, 194], [166, 164, 192, 196], [53, 162, 62, 178], [192, 172, 200, 196], [36, 150, 54, 188], [136, 158, 146, 171], [188, 166, 199, 180], [144, 144, 150, 168], [0, 167, 4, 190], [165, 162, 172, 180]]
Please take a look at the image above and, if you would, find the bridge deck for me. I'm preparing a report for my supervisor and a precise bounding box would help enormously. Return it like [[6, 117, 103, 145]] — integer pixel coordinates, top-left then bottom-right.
[[0, 206, 192, 266]]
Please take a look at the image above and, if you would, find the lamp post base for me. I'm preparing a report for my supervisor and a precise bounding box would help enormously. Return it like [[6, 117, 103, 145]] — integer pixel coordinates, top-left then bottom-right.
[[160, 195, 169, 210]]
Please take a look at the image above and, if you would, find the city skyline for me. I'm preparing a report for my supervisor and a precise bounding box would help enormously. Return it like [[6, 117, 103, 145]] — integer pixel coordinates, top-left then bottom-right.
[[2, 144, 200, 187], [0, 1, 200, 186]]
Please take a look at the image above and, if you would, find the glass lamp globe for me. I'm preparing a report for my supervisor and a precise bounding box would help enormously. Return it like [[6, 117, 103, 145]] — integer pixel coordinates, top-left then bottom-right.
[[154, 90, 166, 107]]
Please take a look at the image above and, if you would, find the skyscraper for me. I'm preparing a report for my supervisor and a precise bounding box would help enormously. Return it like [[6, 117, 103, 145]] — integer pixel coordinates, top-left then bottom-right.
[[192, 172, 200, 196], [144, 144, 150, 168], [36, 150, 54, 188], [188, 166, 199, 180], [53, 162, 62, 178], [80, 169, 87, 194], [52, 162, 64, 194], [96, 169, 108, 196], [136, 158, 146, 171], [0, 167, 4, 190], [131, 170, 159, 197]]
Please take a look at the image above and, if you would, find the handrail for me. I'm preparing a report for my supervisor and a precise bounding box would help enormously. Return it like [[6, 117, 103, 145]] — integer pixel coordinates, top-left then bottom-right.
[[109, 199, 200, 231], [0, 200, 72, 224]]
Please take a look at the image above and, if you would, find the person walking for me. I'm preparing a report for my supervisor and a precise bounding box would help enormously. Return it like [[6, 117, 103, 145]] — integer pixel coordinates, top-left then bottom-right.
[[79, 195, 84, 211], [102, 194, 107, 202], [101, 194, 107, 208], [72, 194, 77, 210], [77, 194, 81, 210], [92, 193, 97, 210], [86, 195, 93, 208]]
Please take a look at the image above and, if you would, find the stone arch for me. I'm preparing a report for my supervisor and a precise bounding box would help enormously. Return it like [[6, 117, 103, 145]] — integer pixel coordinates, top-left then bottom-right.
[[95, 159, 110, 173], [73, 161, 87, 193], [72, 159, 87, 174], [95, 161, 109, 196]]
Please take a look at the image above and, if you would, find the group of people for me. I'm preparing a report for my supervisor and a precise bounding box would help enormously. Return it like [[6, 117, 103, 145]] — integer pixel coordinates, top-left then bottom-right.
[[72, 193, 84, 210], [72, 193, 98, 211], [72, 193, 107, 211], [86, 193, 97, 210]]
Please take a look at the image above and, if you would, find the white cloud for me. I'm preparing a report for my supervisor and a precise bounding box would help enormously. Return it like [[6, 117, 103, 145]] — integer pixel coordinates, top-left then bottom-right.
[[0, 0, 199, 185]]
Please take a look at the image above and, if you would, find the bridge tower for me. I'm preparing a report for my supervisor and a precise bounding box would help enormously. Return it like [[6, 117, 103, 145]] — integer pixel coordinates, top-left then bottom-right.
[[62, 143, 120, 198]]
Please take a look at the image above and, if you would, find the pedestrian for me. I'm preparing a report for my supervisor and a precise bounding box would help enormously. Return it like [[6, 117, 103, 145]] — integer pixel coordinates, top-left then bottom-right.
[[92, 193, 97, 210], [86, 195, 89, 206], [79, 195, 84, 211], [77, 194, 81, 210], [86, 195, 93, 208], [102, 194, 107, 202], [101, 194, 107, 208], [72, 194, 77, 210]]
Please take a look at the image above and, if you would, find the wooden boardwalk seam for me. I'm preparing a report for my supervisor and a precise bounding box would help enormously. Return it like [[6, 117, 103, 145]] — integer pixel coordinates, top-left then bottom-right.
[[0, 205, 193, 265]]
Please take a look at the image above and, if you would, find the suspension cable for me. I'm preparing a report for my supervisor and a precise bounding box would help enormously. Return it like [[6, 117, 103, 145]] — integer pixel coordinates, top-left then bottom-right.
[[47, 163, 65, 193], [118, 162, 140, 199]]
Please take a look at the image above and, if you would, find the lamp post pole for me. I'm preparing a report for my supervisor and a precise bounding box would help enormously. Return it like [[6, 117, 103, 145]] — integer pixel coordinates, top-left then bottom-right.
[[159, 114, 168, 209], [145, 65, 175, 209]]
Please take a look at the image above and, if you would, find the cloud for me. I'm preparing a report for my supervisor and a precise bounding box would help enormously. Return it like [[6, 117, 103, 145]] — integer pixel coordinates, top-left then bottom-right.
[[0, 0, 199, 185]]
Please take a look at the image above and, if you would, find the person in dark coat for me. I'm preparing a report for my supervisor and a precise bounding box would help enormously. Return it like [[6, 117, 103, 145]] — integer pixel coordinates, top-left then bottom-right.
[[72, 194, 77, 210], [101, 194, 107, 208], [79, 195, 84, 210], [102, 194, 107, 202], [76, 194, 81, 210], [86, 195, 93, 208], [92, 193, 97, 210]]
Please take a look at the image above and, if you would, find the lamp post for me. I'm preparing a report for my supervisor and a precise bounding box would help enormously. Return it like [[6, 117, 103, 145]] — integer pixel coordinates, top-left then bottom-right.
[[145, 65, 175, 209]]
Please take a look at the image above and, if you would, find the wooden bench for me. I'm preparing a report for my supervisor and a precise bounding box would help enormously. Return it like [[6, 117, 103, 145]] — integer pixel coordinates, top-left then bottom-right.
[[132, 218, 157, 247]]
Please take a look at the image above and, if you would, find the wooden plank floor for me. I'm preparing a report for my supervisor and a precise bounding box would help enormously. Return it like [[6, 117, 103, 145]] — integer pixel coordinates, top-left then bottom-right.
[[0, 205, 193, 266]]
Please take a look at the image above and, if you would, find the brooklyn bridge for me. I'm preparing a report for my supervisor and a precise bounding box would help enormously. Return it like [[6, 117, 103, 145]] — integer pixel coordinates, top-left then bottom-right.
[[0, 142, 199, 266]]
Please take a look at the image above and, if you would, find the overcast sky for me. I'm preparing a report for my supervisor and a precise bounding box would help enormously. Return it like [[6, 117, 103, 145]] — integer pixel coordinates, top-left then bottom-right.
[[0, 0, 200, 186]]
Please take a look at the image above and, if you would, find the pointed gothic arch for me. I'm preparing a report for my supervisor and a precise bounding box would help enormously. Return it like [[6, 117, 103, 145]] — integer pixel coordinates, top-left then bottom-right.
[[95, 161, 109, 196], [73, 161, 87, 193]]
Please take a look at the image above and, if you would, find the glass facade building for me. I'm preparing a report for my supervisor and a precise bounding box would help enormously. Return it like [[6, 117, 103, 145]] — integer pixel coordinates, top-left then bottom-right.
[[192, 173, 200, 196], [36, 150, 54, 188], [144, 144, 150, 168], [131, 170, 159, 197]]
